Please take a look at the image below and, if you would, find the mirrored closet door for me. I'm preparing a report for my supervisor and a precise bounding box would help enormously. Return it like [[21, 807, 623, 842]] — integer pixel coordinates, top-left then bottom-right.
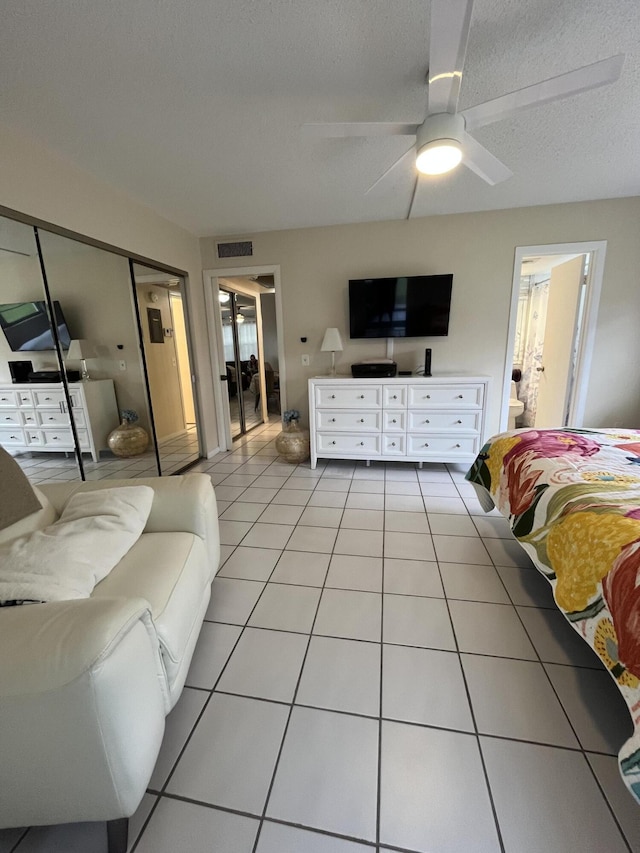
[[0, 216, 83, 485], [131, 262, 201, 475]]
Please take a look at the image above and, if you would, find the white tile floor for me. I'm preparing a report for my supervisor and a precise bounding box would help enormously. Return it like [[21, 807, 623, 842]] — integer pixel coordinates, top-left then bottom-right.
[[3, 419, 640, 853], [10, 425, 200, 484]]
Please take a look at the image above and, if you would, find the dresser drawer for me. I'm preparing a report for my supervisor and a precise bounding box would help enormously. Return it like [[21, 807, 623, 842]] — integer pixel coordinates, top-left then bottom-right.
[[407, 434, 480, 456], [20, 410, 38, 427], [37, 409, 79, 427], [407, 410, 480, 433], [16, 390, 34, 407], [383, 386, 407, 407], [315, 385, 382, 408], [0, 410, 21, 426], [408, 384, 484, 408], [383, 434, 405, 455], [41, 428, 75, 447], [0, 428, 24, 446], [316, 410, 381, 432], [25, 430, 45, 446], [0, 391, 18, 407], [33, 389, 66, 408], [316, 433, 381, 455], [383, 410, 406, 432]]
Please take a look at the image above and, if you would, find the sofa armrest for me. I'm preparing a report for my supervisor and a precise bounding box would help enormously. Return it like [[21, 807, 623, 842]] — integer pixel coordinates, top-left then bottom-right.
[[0, 598, 168, 827]]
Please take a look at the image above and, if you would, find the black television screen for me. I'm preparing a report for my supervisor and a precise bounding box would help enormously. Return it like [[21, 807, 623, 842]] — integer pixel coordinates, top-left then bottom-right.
[[349, 275, 453, 338], [0, 301, 72, 352]]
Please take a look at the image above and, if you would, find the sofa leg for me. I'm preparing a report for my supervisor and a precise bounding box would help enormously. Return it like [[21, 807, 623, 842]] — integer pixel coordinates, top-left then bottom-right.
[[106, 818, 129, 853]]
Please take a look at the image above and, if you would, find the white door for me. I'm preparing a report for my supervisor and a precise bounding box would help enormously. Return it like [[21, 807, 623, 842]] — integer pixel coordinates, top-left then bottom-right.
[[534, 255, 586, 427]]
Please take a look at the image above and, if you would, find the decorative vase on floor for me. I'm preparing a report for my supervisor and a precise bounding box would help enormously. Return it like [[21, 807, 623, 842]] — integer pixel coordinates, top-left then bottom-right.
[[108, 419, 150, 458], [275, 419, 310, 464]]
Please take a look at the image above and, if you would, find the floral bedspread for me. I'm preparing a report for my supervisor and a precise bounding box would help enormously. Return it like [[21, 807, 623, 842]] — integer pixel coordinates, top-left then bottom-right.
[[466, 428, 640, 805]]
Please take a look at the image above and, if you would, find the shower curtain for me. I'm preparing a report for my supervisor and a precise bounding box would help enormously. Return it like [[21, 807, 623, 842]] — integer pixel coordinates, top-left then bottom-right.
[[517, 277, 550, 427]]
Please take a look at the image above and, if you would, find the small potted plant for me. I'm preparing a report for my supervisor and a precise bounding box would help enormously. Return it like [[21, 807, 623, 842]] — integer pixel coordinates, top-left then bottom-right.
[[276, 409, 309, 463]]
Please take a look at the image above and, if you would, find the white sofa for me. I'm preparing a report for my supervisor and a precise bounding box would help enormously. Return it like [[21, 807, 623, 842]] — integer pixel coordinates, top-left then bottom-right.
[[0, 473, 219, 852]]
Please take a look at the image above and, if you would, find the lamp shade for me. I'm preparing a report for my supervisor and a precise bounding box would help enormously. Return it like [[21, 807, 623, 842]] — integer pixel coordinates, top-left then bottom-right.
[[67, 339, 97, 361], [320, 328, 343, 352]]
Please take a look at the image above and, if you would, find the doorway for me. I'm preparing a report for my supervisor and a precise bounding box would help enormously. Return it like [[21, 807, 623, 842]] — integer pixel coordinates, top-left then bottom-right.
[[502, 241, 606, 431], [204, 265, 285, 451]]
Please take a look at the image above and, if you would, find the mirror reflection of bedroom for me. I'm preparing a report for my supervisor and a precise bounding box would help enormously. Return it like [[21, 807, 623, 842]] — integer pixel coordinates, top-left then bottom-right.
[[510, 252, 592, 430]]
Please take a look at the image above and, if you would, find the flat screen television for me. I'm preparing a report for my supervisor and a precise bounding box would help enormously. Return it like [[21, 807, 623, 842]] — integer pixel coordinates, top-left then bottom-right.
[[349, 275, 453, 338], [0, 301, 72, 352]]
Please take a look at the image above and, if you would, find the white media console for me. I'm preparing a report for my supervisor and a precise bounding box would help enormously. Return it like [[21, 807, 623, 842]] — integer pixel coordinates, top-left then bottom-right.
[[308, 375, 490, 469]]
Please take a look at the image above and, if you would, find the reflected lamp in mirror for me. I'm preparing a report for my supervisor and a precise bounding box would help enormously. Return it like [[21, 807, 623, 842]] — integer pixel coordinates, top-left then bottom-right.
[[320, 327, 343, 376], [67, 339, 97, 381]]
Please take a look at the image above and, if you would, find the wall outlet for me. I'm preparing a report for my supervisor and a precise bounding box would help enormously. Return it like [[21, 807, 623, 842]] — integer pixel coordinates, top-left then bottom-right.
[[301, 354, 310, 366], [118, 360, 126, 371]]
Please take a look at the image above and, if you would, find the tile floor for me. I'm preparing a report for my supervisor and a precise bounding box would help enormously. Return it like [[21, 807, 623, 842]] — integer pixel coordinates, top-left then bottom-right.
[[10, 424, 200, 485], [3, 420, 639, 853]]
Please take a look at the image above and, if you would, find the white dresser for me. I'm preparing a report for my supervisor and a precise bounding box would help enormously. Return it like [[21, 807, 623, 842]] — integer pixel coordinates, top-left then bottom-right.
[[308, 375, 490, 469], [0, 380, 119, 462]]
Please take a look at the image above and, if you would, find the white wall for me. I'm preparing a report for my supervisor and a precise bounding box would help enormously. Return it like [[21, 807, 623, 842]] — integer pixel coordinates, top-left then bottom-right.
[[0, 124, 218, 453], [201, 197, 640, 436]]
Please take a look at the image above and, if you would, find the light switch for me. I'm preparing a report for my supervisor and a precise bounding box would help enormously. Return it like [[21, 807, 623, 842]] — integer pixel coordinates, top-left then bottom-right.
[[301, 354, 310, 366]]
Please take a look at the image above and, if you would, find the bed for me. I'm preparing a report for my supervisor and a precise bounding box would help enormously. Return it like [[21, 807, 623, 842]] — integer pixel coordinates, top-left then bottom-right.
[[466, 427, 640, 805]]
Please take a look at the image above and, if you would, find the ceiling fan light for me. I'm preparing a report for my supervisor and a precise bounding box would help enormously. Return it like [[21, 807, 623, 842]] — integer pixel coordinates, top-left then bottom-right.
[[416, 139, 462, 175]]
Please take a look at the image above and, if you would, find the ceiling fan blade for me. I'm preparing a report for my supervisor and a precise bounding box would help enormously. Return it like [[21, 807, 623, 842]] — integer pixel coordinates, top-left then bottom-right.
[[406, 174, 420, 219], [427, 0, 474, 115], [365, 145, 416, 194], [462, 133, 513, 185], [462, 54, 625, 131], [302, 122, 419, 138]]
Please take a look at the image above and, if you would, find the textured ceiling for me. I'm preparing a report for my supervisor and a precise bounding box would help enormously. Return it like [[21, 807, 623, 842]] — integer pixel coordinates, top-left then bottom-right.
[[1, 0, 639, 236]]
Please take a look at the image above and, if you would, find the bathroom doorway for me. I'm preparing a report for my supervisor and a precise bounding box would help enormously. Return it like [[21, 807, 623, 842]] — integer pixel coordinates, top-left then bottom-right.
[[502, 241, 607, 431]]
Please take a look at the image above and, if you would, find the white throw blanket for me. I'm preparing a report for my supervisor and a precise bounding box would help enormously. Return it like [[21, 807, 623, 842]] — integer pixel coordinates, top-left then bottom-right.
[[0, 486, 154, 604]]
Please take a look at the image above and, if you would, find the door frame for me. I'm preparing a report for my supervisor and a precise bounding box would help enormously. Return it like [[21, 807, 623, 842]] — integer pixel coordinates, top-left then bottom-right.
[[501, 240, 607, 431], [203, 264, 285, 452]]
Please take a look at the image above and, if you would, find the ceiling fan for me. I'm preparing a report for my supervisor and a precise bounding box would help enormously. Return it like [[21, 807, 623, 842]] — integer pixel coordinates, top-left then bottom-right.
[[305, 0, 624, 217]]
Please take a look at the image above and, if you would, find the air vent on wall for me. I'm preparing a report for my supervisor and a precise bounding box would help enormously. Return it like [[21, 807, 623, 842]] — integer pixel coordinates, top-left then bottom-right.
[[217, 240, 253, 259]]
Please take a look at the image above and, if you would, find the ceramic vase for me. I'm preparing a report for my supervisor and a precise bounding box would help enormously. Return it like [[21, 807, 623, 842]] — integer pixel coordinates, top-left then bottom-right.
[[275, 420, 310, 464], [108, 419, 150, 458]]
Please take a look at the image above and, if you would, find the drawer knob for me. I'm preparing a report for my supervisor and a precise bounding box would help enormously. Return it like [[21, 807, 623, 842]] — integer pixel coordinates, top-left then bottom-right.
[[359, 441, 364, 446], [52, 436, 59, 441], [424, 419, 430, 424], [359, 418, 364, 423], [330, 394, 336, 399], [457, 419, 462, 424], [391, 394, 397, 399], [455, 443, 461, 448], [49, 417, 55, 421], [44, 397, 51, 401], [359, 395, 364, 399], [4, 417, 10, 421], [391, 442, 396, 447], [457, 394, 463, 399], [331, 440, 336, 445], [10, 435, 17, 439], [426, 395, 431, 399], [391, 419, 396, 424], [424, 442, 429, 447], [330, 418, 336, 422], [30, 435, 37, 439]]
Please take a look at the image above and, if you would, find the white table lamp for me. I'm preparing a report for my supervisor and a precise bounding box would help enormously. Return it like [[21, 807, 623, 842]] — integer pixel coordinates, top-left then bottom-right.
[[67, 339, 97, 381], [320, 328, 343, 376]]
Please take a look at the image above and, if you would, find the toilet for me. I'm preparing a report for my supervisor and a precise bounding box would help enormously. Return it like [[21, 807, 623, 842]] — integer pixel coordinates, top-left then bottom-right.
[[508, 380, 524, 430]]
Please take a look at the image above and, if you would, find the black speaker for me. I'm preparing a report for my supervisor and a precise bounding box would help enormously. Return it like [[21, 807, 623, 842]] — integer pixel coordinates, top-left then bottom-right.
[[8, 360, 33, 383], [424, 348, 432, 377]]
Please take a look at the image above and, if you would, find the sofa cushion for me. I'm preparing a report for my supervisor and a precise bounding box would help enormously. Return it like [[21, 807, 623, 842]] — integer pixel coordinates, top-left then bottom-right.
[[93, 531, 209, 685], [0, 487, 57, 546], [0, 446, 42, 531], [0, 486, 153, 605]]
